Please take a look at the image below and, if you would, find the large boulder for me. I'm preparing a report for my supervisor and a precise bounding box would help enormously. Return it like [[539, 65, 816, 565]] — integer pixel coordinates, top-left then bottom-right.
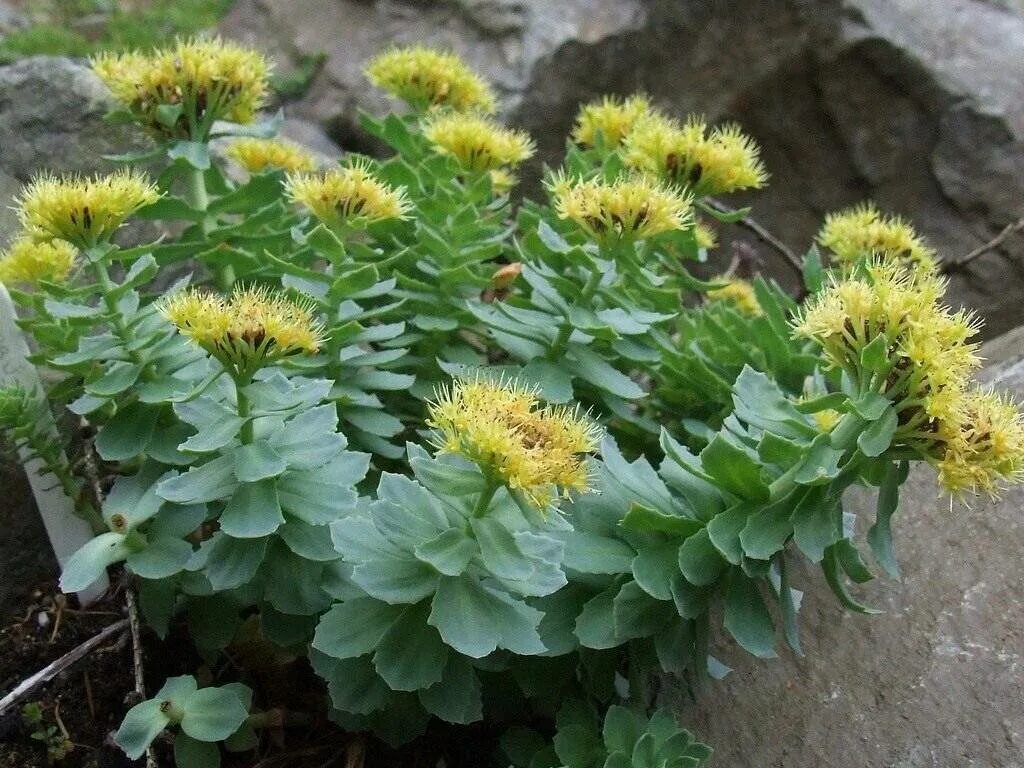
[[670, 329, 1024, 767], [221, 0, 1024, 337]]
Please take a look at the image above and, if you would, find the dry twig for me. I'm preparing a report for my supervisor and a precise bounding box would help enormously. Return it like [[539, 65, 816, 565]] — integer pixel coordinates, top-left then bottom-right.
[[944, 217, 1024, 271], [0, 618, 128, 716], [703, 198, 804, 277]]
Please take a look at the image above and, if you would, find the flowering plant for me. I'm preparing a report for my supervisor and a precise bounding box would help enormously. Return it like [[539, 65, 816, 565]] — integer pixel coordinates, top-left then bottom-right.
[[1, 38, 1020, 767]]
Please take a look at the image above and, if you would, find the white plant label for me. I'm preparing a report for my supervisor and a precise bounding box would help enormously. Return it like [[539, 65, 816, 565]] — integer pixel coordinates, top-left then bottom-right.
[[0, 284, 107, 603]]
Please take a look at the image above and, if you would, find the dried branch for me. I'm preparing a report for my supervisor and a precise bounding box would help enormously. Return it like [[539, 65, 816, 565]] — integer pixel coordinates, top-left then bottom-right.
[[944, 217, 1024, 272], [124, 581, 157, 768], [704, 198, 804, 278], [0, 619, 128, 716]]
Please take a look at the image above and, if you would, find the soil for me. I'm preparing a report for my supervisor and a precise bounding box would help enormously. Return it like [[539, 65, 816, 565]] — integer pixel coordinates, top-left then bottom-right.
[[0, 582, 137, 768]]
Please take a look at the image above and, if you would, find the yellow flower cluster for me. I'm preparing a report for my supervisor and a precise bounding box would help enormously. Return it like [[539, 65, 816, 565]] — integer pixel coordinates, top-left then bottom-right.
[[547, 171, 693, 243], [794, 260, 1024, 494], [17, 170, 159, 249], [935, 389, 1024, 495], [161, 286, 324, 374], [226, 138, 317, 174], [0, 238, 76, 287], [818, 203, 937, 270], [285, 160, 412, 229], [421, 112, 535, 172], [428, 376, 601, 510], [365, 45, 497, 113], [572, 94, 653, 148], [705, 277, 762, 316], [623, 113, 768, 196], [91, 38, 270, 139]]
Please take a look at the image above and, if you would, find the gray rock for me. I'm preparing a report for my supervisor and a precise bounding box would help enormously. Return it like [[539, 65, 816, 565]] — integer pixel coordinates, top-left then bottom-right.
[[221, 0, 1024, 337], [0, 1, 28, 38], [0, 56, 153, 243], [667, 328, 1024, 767]]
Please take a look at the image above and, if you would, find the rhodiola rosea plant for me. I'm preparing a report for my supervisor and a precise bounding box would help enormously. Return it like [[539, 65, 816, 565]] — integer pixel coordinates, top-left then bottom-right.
[[0, 37, 1021, 767]]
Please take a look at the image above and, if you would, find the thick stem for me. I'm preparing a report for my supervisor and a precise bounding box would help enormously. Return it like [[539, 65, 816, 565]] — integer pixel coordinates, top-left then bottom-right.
[[235, 378, 254, 445], [471, 477, 500, 518], [548, 267, 602, 360], [185, 166, 234, 290]]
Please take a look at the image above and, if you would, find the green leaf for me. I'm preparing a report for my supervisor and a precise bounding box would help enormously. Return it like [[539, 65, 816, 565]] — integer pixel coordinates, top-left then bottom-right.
[[219, 480, 285, 538], [867, 460, 903, 577], [857, 406, 898, 457], [374, 601, 448, 691], [154, 103, 184, 129], [521, 358, 574, 403], [350, 558, 439, 604], [612, 581, 673, 640], [833, 539, 874, 583], [563, 530, 635, 574], [790, 488, 840, 562], [739, 498, 794, 560], [233, 442, 287, 482], [180, 687, 248, 742], [168, 141, 211, 170], [179, 417, 244, 454], [859, 334, 889, 373], [127, 538, 192, 580], [86, 362, 144, 397], [631, 544, 681, 601], [414, 529, 477, 576], [277, 519, 338, 561], [61, 532, 130, 593], [699, 435, 768, 502], [115, 699, 169, 759], [822, 545, 882, 615], [417, 655, 483, 725], [554, 725, 604, 768], [537, 220, 572, 254], [851, 392, 890, 421], [566, 344, 644, 399], [723, 570, 777, 658], [313, 598, 403, 659], [95, 402, 159, 461], [603, 705, 645, 755], [174, 734, 220, 768], [793, 434, 844, 486], [705, 505, 748, 565], [574, 583, 621, 650], [201, 535, 267, 591], [669, 574, 709, 619], [621, 503, 702, 538], [677, 529, 726, 586], [776, 553, 803, 656], [428, 576, 545, 657], [471, 517, 533, 580], [803, 245, 824, 293], [158, 455, 237, 504]]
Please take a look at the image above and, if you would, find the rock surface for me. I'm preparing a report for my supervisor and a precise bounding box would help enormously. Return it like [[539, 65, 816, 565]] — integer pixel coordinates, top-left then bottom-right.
[[669, 330, 1024, 767], [220, 0, 1024, 337]]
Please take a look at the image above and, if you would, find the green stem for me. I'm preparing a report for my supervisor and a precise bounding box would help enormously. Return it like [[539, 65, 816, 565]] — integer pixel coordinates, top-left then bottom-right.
[[235, 378, 254, 445], [548, 267, 602, 360], [185, 165, 234, 290], [471, 477, 501, 518], [830, 411, 866, 451]]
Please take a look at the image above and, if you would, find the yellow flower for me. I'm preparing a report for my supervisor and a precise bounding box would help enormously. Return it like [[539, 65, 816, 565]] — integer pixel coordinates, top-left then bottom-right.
[[817, 203, 937, 271], [694, 219, 717, 250], [161, 286, 324, 374], [934, 389, 1024, 496], [572, 94, 654, 148], [812, 408, 841, 432], [705, 277, 762, 316], [489, 168, 518, 195], [421, 112, 535, 172], [17, 170, 159, 249], [547, 171, 693, 243], [91, 38, 270, 139], [365, 45, 497, 113], [0, 237, 76, 287], [285, 160, 412, 229], [624, 113, 767, 196], [794, 261, 981, 445], [428, 375, 601, 510], [226, 138, 317, 174]]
